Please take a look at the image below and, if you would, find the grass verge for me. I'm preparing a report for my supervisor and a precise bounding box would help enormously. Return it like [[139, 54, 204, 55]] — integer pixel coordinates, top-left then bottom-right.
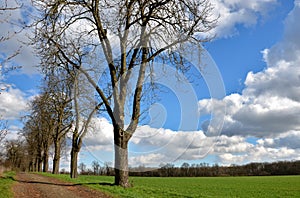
[[39, 173, 300, 198], [0, 171, 16, 198]]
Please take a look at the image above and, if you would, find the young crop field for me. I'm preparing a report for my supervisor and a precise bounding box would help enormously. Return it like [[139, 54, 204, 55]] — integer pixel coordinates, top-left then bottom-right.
[[40, 173, 300, 197]]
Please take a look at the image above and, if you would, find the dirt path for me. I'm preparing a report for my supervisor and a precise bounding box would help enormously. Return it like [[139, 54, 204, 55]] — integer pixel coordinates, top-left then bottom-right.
[[12, 172, 112, 198]]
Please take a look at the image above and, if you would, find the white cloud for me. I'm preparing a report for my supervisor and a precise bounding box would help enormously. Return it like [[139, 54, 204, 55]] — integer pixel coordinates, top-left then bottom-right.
[[0, 87, 28, 119], [218, 145, 300, 166], [213, 135, 254, 153], [82, 120, 296, 166], [257, 130, 300, 149], [199, 1, 300, 137], [212, 131, 300, 165], [83, 117, 114, 151], [80, 116, 300, 167], [82, 117, 214, 166], [210, 0, 278, 37], [190, 1, 300, 165], [130, 153, 166, 167]]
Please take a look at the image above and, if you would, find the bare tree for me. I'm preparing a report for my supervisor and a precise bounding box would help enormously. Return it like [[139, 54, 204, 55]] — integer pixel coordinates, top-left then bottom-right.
[[78, 162, 86, 174], [92, 160, 100, 175], [70, 71, 103, 178], [45, 70, 73, 174], [22, 69, 73, 174], [4, 139, 26, 171], [23, 92, 55, 172], [22, 116, 44, 172], [32, 0, 216, 187]]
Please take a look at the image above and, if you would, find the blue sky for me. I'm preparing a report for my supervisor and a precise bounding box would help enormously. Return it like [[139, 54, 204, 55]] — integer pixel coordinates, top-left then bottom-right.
[[1, 0, 300, 169], [206, 0, 295, 95]]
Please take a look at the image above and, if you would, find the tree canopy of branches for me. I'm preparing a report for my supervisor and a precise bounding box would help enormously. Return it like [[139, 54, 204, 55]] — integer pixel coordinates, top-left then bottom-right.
[[32, 0, 216, 187], [0, 0, 22, 77]]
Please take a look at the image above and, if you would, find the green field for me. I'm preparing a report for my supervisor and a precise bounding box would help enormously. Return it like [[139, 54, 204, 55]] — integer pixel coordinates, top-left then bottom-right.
[[0, 171, 15, 198], [40, 173, 300, 197]]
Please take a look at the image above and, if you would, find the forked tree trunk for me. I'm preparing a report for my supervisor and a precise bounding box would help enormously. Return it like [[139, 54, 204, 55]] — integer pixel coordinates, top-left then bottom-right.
[[114, 128, 130, 187], [70, 146, 79, 178], [52, 141, 61, 174]]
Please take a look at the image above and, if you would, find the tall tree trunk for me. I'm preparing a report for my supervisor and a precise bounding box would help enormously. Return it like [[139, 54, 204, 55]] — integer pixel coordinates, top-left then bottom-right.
[[38, 157, 43, 172], [114, 128, 130, 187], [34, 157, 38, 172], [28, 161, 32, 172], [43, 152, 49, 172], [70, 146, 79, 178], [36, 148, 43, 172], [52, 141, 61, 174]]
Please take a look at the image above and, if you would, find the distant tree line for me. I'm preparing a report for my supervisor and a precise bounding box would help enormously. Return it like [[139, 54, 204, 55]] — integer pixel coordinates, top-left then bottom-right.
[[57, 160, 300, 177], [129, 161, 300, 177]]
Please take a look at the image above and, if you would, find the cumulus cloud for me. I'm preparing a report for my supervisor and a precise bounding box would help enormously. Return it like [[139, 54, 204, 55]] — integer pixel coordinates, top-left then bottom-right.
[[82, 118, 300, 166], [199, 1, 300, 138], [211, 132, 300, 165], [210, 0, 278, 37], [218, 145, 300, 166], [257, 130, 300, 149], [82, 118, 211, 166], [83, 117, 114, 151], [194, 1, 300, 165], [130, 126, 210, 164], [0, 87, 28, 119]]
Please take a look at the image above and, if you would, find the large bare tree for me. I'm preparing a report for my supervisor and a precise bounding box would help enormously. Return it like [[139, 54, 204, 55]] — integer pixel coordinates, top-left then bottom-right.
[[45, 70, 74, 174], [32, 0, 216, 187], [69, 69, 103, 178]]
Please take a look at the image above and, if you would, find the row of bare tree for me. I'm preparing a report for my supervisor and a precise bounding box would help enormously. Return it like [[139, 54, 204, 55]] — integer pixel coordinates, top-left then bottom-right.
[[1, 0, 217, 187], [1, 68, 80, 175]]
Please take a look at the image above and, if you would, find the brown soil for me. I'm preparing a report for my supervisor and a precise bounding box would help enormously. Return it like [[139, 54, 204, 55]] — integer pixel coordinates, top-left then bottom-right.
[[12, 172, 112, 198]]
